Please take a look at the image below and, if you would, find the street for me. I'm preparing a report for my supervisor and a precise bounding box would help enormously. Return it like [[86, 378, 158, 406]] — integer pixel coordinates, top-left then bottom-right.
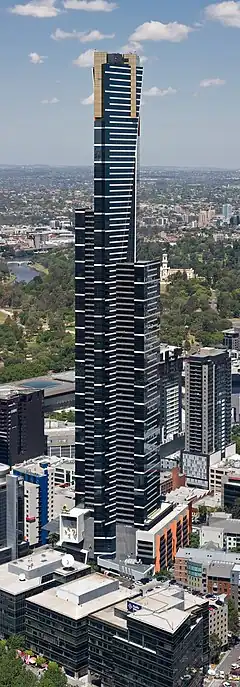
[[209, 642, 240, 687]]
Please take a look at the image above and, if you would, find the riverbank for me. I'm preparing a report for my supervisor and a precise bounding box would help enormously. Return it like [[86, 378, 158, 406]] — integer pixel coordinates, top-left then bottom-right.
[[7, 262, 39, 283], [28, 262, 49, 275]]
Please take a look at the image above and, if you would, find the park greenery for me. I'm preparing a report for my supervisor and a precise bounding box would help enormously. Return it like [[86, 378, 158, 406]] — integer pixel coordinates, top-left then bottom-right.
[[140, 232, 240, 348], [0, 233, 239, 381], [0, 248, 74, 382], [0, 636, 67, 687]]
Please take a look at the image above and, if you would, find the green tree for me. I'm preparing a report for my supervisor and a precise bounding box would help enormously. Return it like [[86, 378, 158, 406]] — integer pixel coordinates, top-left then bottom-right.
[[209, 633, 222, 662], [39, 662, 67, 687], [7, 635, 25, 651], [198, 505, 207, 523], [188, 531, 200, 548], [0, 647, 38, 687], [228, 597, 239, 635], [155, 569, 173, 581], [48, 532, 59, 549]]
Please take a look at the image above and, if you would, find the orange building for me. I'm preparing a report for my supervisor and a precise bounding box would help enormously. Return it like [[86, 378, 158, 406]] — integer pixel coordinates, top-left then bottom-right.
[[136, 502, 192, 574]]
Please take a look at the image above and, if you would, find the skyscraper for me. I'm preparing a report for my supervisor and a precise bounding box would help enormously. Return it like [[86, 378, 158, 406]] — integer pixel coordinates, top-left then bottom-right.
[[0, 388, 45, 467], [182, 348, 231, 488], [75, 52, 161, 558], [222, 203, 233, 222]]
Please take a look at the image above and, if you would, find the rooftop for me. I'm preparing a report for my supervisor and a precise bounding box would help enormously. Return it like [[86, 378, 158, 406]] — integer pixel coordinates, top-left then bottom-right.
[[208, 562, 234, 579], [93, 584, 207, 635], [27, 573, 138, 620], [166, 486, 208, 505], [0, 548, 87, 595], [0, 370, 75, 399], [204, 516, 240, 535], [189, 347, 226, 359], [176, 548, 240, 565], [143, 503, 188, 537]]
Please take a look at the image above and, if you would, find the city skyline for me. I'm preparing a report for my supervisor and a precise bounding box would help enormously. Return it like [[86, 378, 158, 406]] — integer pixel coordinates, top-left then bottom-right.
[[1, 0, 240, 167]]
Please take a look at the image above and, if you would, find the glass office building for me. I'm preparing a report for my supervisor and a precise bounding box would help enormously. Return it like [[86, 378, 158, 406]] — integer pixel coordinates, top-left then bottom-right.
[[75, 53, 161, 557]]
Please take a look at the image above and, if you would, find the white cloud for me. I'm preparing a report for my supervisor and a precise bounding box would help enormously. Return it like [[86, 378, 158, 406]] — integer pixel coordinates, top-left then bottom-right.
[[28, 52, 47, 63], [73, 48, 94, 67], [205, 1, 240, 27], [81, 29, 114, 41], [82, 92, 94, 105], [120, 41, 147, 65], [41, 97, 59, 104], [130, 20, 192, 43], [63, 0, 116, 11], [144, 86, 177, 97], [200, 78, 226, 87], [51, 27, 114, 41], [121, 40, 143, 53], [10, 0, 59, 17]]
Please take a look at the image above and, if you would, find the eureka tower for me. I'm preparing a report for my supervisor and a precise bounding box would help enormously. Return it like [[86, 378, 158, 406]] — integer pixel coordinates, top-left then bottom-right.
[[75, 52, 161, 558]]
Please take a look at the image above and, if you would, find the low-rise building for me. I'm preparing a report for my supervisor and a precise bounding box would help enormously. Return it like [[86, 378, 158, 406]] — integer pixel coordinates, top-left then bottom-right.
[[200, 514, 240, 551], [25, 574, 139, 679], [0, 547, 90, 638], [89, 584, 209, 687], [159, 466, 186, 497], [175, 548, 240, 598], [209, 448, 240, 494], [97, 557, 154, 581], [25, 577, 209, 686]]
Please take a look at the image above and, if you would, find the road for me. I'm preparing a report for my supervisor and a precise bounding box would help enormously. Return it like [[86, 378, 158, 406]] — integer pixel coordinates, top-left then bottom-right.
[[209, 642, 240, 687]]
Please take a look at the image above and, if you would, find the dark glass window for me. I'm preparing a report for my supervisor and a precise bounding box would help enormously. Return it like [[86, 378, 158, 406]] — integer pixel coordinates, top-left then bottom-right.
[[75, 212, 85, 228], [94, 128, 102, 144], [135, 353, 144, 368], [76, 329, 84, 344], [76, 428, 84, 443], [75, 295, 84, 310], [75, 229, 84, 243]]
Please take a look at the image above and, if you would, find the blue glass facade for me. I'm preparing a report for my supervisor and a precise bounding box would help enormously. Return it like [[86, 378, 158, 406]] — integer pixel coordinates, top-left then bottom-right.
[[75, 53, 161, 558]]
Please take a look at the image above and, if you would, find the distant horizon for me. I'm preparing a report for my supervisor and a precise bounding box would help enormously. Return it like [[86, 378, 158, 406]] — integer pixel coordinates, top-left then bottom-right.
[[0, 163, 240, 172]]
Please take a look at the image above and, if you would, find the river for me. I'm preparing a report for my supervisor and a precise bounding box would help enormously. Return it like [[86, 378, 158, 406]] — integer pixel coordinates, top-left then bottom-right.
[[7, 262, 39, 283]]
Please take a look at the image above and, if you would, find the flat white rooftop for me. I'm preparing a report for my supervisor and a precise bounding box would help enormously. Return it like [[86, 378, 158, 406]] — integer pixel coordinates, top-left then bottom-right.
[[27, 573, 138, 620], [0, 549, 88, 595], [93, 584, 206, 635]]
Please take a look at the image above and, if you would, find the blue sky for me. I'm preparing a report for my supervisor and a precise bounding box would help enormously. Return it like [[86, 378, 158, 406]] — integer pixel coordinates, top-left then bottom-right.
[[1, 0, 240, 167]]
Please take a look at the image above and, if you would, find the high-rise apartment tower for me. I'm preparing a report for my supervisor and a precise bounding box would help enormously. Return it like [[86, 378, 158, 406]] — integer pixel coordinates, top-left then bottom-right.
[[0, 388, 45, 467], [75, 52, 161, 558], [182, 348, 231, 488]]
